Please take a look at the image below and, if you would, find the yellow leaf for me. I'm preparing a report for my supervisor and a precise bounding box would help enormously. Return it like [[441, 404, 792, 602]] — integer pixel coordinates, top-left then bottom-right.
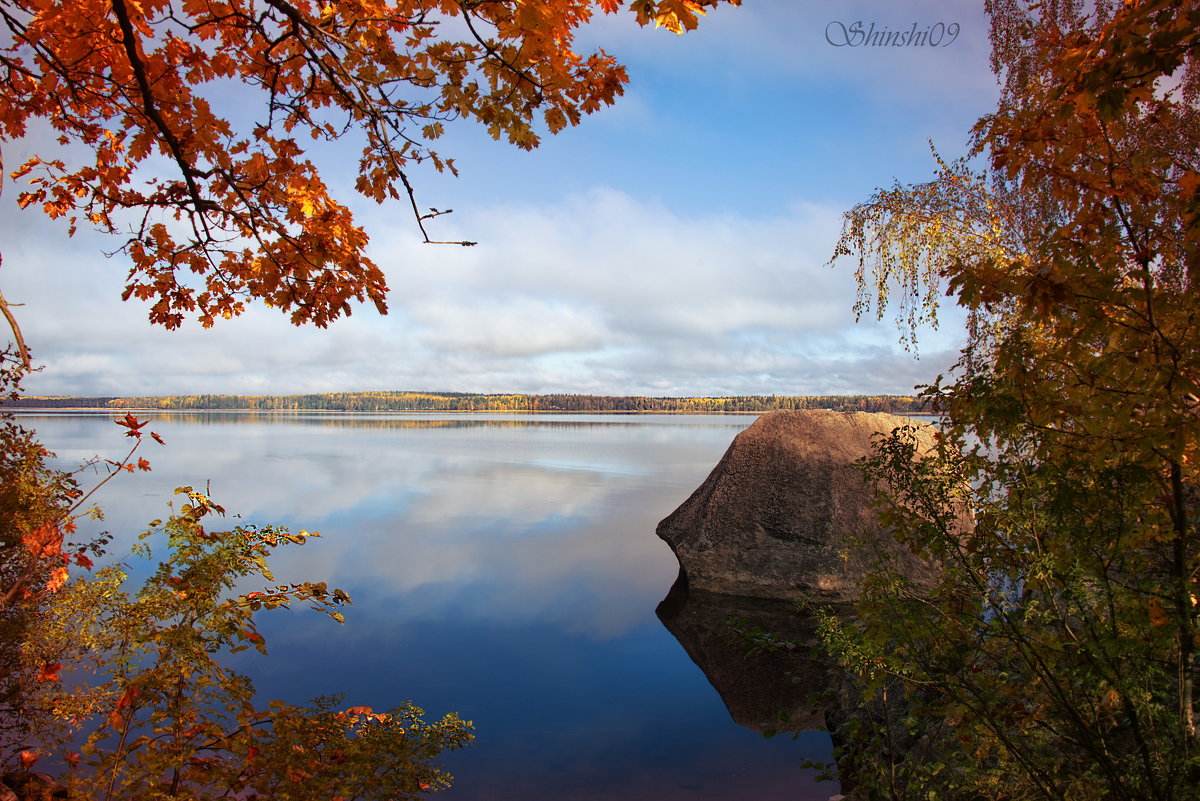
[[654, 12, 683, 34]]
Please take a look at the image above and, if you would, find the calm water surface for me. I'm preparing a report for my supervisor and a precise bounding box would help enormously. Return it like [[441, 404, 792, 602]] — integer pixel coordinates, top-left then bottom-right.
[[21, 411, 835, 800]]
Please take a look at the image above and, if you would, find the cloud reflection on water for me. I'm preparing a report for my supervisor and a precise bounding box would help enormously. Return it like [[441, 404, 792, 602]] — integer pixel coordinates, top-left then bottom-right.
[[25, 412, 841, 800], [29, 412, 752, 641]]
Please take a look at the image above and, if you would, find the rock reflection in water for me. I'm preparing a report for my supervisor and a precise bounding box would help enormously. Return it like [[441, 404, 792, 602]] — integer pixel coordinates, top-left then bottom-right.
[[656, 572, 850, 736]]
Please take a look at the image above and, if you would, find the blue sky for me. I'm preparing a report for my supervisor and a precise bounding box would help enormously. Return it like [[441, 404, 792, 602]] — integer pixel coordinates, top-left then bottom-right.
[[4, 0, 997, 397]]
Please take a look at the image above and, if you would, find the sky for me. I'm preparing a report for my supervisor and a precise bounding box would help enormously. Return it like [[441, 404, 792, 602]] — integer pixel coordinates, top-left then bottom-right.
[[3, 0, 999, 398]]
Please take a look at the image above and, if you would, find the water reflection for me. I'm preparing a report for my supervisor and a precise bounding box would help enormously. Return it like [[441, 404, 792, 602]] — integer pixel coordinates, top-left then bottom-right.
[[21, 412, 838, 800], [14, 409, 755, 432], [657, 574, 848, 736]]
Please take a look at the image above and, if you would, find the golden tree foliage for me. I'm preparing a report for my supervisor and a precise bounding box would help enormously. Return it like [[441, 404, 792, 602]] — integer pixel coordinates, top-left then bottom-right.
[[838, 0, 1200, 549], [0, 0, 737, 330], [826, 1, 1200, 797], [20, 486, 473, 800]]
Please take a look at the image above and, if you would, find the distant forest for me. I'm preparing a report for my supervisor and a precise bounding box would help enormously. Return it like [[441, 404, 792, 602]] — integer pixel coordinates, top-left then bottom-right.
[[2, 391, 928, 414]]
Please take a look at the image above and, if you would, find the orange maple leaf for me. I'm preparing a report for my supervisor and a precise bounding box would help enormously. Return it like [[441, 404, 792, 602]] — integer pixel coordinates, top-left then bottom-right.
[[46, 566, 70, 594], [1179, 170, 1200, 197], [24, 522, 63, 559], [37, 662, 62, 682]]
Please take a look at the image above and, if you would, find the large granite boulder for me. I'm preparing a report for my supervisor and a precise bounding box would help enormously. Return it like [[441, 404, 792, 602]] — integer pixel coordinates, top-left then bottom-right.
[[656, 409, 942, 602]]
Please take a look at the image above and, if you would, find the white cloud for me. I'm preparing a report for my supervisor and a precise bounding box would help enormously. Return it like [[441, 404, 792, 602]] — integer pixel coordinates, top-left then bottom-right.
[[3, 183, 960, 397], [0, 0, 983, 400], [411, 298, 611, 358]]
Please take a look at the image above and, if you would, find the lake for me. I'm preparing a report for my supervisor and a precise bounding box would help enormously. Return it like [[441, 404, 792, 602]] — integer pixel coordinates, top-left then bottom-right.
[[20, 411, 837, 801]]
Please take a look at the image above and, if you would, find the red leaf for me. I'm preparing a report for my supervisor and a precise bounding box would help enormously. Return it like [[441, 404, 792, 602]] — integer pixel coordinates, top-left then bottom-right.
[[19, 750, 40, 769], [37, 662, 62, 682], [115, 413, 148, 437], [115, 684, 139, 711], [137, 457, 152, 471]]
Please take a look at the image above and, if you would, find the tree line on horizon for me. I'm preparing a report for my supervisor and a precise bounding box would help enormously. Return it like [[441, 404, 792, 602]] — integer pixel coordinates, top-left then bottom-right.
[[1, 391, 927, 414]]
